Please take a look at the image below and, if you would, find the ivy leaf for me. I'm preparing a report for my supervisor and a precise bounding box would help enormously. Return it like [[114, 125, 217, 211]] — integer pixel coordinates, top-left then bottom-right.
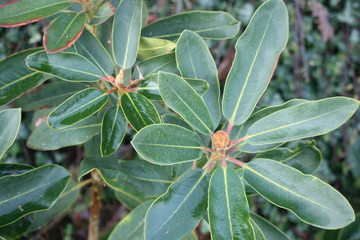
[[0, 109, 21, 160], [131, 124, 203, 165], [222, 0, 288, 125], [145, 169, 209, 240], [243, 159, 355, 229]]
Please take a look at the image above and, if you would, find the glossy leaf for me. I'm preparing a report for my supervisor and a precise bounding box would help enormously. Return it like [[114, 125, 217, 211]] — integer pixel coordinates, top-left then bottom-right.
[[142, 11, 240, 40], [137, 52, 179, 77], [48, 88, 108, 129], [121, 92, 161, 131], [243, 159, 355, 229], [44, 12, 86, 53], [162, 114, 192, 130], [114, 190, 149, 210], [145, 169, 210, 240], [27, 116, 101, 150], [90, 2, 115, 25], [0, 109, 21, 160], [79, 157, 171, 198], [338, 212, 360, 240], [112, 0, 143, 69], [0, 165, 70, 226], [176, 30, 221, 127], [131, 124, 203, 165], [222, 0, 288, 125], [0, 218, 31, 240], [0, 48, 48, 105], [109, 200, 152, 240], [250, 213, 290, 240], [158, 72, 214, 135], [75, 29, 114, 76], [245, 97, 360, 145], [26, 50, 104, 82], [0, 163, 33, 179], [208, 167, 254, 239], [14, 81, 86, 111], [101, 105, 127, 156], [0, 0, 69, 27], [138, 37, 176, 60]]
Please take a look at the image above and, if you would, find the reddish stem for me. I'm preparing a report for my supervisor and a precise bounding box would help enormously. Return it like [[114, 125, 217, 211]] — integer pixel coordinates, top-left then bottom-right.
[[226, 121, 233, 135], [203, 147, 215, 153], [227, 156, 246, 167], [221, 155, 226, 167], [192, 161, 197, 169], [106, 88, 117, 94], [230, 136, 247, 146]]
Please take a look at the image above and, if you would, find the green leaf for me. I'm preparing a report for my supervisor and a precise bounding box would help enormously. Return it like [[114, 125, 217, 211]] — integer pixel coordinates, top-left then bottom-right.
[[27, 116, 101, 150], [0, 218, 31, 240], [0, 0, 69, 27], [162, 114, 192, 130], [101, 105, 127, 156], [79, 157, 171, 198], [158, 72, 214, 135], [114, 190, 149, 210], [137, 52, 180, 77], [0, 109, 21, 160], [0, 164, 70, 227], [338, 212, 360, 240], [243, 159, 355, 229], [13, 81, 86, 111], [176, 30, 221, 127], [0, 163, 33, 179], [141, 11, 240, 40], [44, 12, 86, 53], [245, 97, 360, 145], [131, 124, 203, 165], [138, 37, 176, 60], [208, 167, 254, 240], [26, 50, 104, 82], [90, 2, 115, 25], [255, 141, 321, 174], [121, 92, 161, 131], [348, 137, 360, 178], [222, 0, 288, 125], [145, 169, 209, 240], [75, 29, 114, 76], [250, 213, 290, 240], [109, 200, 152, 240], [0, 48, 48, 105], [48, 88, 108, 129], [112, 0, 143, 69]]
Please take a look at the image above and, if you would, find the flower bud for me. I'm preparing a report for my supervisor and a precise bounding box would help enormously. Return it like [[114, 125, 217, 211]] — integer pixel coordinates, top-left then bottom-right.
[[212, 130, 230, 149]]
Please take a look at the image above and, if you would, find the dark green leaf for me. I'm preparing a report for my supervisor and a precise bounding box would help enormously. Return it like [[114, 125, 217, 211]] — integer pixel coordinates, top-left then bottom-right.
[[142, 11, 240, 40], [145, 169, 209, 240], [0, 218, 31, 240], [0, 164, 70, 227], [250, 213, 290, 240], [0, 163, 34, 179], [121, 92, 161, 131], [138, 37, 176, 60], [90, 2, 115, 25], [131, 124, 203, 165], [0, 109, 21, 160], [222, 0, 288, 125], [208, 167, 254, 239], [137, 52, 179, 77], [348, 137, 360, 178], [162, 114, 192, 130], [243, 159, 355, 229], [48, 88, 108, 129], [114, 190, 149, 210], [101, 105, 127, 156]]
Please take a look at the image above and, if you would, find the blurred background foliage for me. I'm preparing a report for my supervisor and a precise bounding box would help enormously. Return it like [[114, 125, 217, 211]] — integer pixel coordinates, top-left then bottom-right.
[[0, 0, 359, 239]]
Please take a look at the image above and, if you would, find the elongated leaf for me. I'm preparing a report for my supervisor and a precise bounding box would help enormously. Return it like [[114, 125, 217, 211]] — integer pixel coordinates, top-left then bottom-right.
[[14, 81, 86, 111], [121, 92, 161, 131], [138, 37, 176, 60], [0, 165, 70, 226], [101, 105, 127, 156], [90, 2, 115, 25], [132, 124, 203, 165], [142, 11, 240, 40], [222, 0, 288, 125], [0, 0, 69, 27], [0, 109, 21, 160], [75, 29, 114, 76], [0, 163, 33, 179], [245, 97, 360, 145], [0, 218, 31, 240], [250, 219, 265, 240], [112, 0, 143, 69], [208, 167, 254, 239], [137, 52, 179, 77], [26, 50, 104, 82], [162, 114, 192, 130], [338, 212, 360, 240], [243, 159, 355, 229], [176, 30, 221, 127], [79, 157, 171, 198], [48, 88, 108, 129], [0, 48, 48, 105], [159, 72, 214, 135], [114, 191, 149, 210], [27, 116, 101, 150], [250, 213, 289, 240], [109, 200, 152, 240], [44, 12, 86, 53], [145, 169, 209, 240]]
